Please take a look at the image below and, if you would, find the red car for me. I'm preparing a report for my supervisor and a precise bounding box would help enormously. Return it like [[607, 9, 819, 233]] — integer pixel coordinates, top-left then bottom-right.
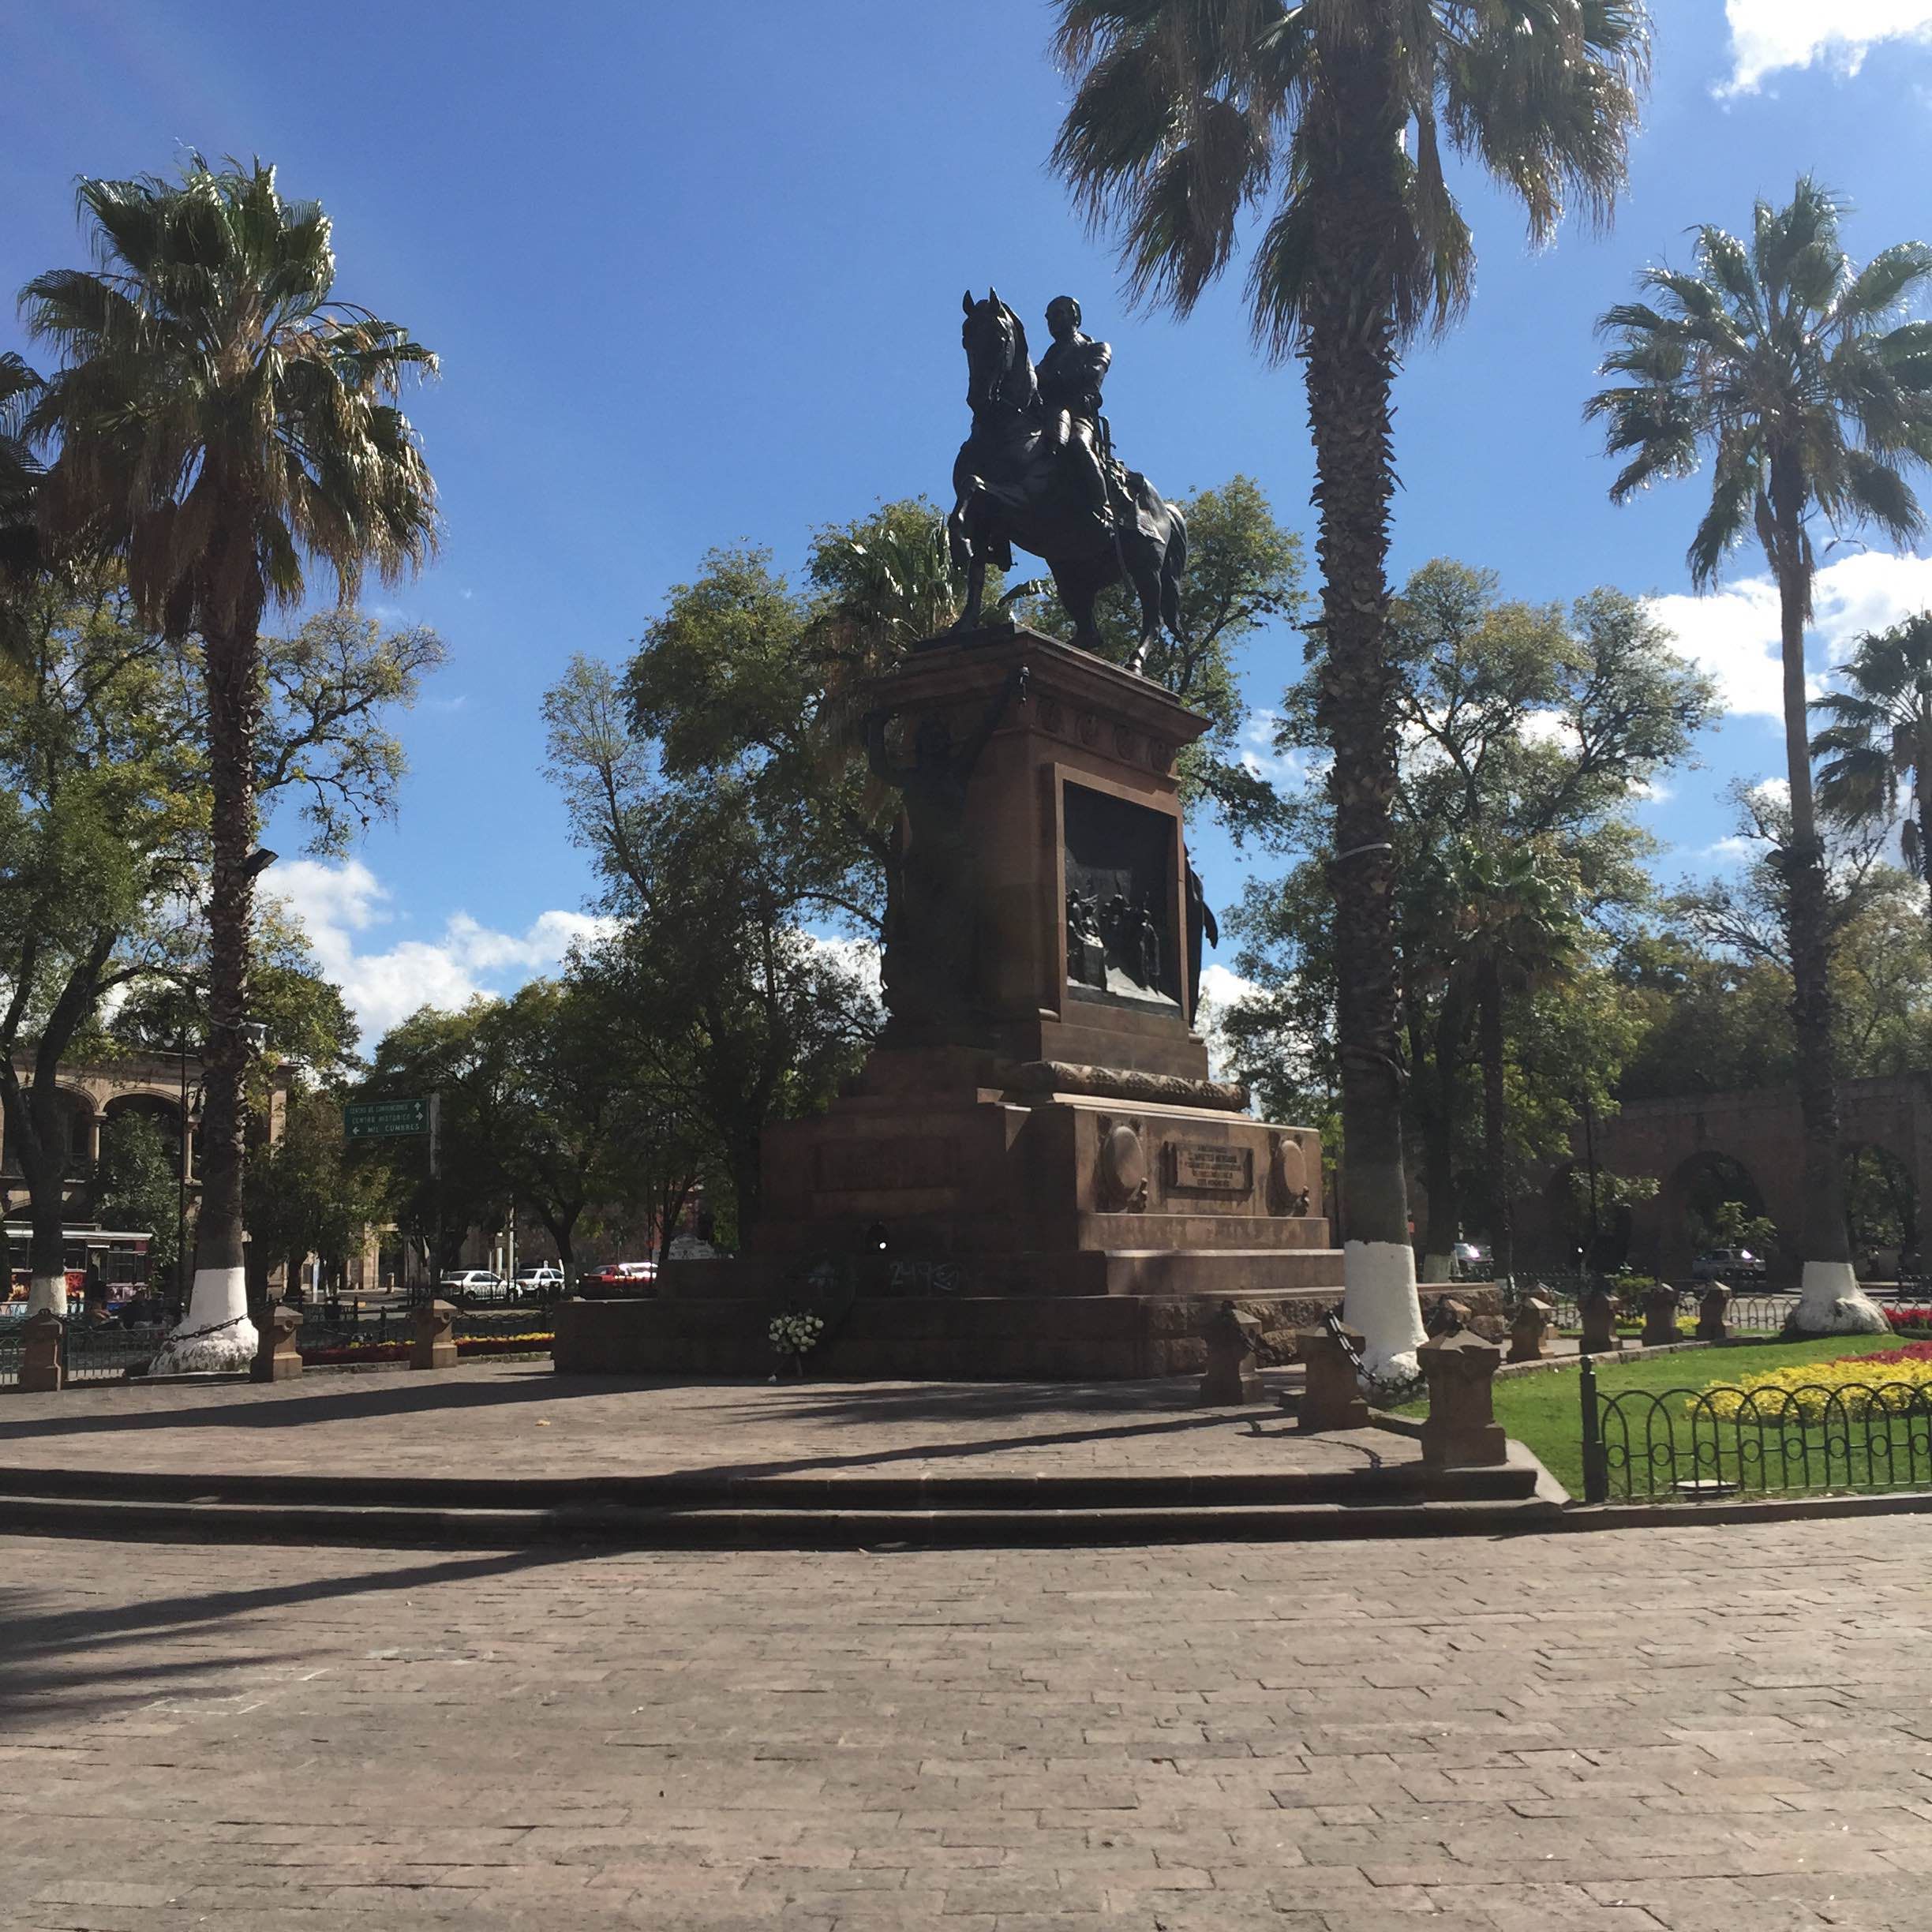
[[581, 1260, 657, 1295]]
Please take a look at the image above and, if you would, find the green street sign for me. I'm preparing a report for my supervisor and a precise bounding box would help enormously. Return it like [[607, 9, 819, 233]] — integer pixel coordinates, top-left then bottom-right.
[[343, 1097, 429, 1140]]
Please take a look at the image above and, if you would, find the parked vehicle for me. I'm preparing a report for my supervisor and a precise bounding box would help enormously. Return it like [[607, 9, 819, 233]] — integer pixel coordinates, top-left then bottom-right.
[[1691, 1247, 1766, 1282], [582, 1260, 657, 1294], [438, 1268, 505, 1303], [515, 1265, 565, 1296], [1450, 1242, 1493, 1280]]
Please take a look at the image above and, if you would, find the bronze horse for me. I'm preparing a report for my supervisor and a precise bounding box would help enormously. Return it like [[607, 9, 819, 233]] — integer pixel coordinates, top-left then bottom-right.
[[946, 291, 1185, 672]]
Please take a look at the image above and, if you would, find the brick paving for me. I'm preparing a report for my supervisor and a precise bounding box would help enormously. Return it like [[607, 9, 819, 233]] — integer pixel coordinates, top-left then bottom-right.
[[0, 1365, 1408, 1484], [2, 1517, 1930, 1929]]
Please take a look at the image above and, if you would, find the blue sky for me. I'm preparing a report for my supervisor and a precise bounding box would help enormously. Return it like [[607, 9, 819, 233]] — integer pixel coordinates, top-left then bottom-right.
[[9, 2, 1932, 1039]]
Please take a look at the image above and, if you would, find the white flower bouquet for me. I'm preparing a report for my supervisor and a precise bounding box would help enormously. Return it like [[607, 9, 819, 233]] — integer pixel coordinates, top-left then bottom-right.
[[767, 1309, 825, 1360]]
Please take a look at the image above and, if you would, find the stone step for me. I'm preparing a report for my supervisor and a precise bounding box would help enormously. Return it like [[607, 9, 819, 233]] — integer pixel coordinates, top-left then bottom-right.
[[0, 1483, 1562, 1551], [0, 1458, 1541, 1513]]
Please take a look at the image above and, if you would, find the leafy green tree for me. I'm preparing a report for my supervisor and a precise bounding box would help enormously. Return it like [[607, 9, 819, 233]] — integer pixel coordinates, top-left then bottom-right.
[[476, 977, 697, 1287], [1080, 474, 1304, 840], [547, 643, 878, 1231], [1445, 840, 1585, 1280], [1049, 0, 1649, 1375], [93, 1110, 185, 1284], [0, 567, 203, 1311], [1590, 179, 1932, 1333], [1237, 560, 1710, 1276], [1814, 611, 1932, 934], [22, 155, 439, 1364], [356, 1002, 509, 1280]]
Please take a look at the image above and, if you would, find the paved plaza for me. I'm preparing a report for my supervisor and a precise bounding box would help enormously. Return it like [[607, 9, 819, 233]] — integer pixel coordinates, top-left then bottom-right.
[[3, 1511, 1931, 1930], [0, 1365, 1404, 1485]]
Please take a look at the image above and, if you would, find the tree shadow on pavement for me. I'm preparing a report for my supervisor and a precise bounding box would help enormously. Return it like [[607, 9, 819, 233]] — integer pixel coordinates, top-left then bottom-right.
[[0, 1548, 560, 1735]]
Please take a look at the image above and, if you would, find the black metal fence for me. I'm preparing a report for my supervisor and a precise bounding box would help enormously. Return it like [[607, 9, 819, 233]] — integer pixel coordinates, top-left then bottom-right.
[[0, 1303, 555, 1389], [1579, 1352, 1932, 1502], [0, 1319, 170, 1388], [1516, 1280, 1795, 1338]]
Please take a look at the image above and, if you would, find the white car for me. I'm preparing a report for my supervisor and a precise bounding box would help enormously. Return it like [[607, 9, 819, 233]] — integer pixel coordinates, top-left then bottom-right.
[[515, 1265, 565, 1294], [438, 1269, 504, 1302]]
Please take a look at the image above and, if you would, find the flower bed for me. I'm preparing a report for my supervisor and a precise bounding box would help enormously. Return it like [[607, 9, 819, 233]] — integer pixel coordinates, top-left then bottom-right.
[[301, 1331, 552, 1366], [1699, 1342, 1932, 1423], [1885, 1305, 1932, 1333]]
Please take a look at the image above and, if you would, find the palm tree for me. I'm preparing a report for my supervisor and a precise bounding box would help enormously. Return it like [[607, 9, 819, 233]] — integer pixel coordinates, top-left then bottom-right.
[[0, 352, 43, 661], [21, 156, 439, 1370], [1050, 1, 1649, 1375], [1589, 180, 1932, 1333], [1448, 841, 1582, 1282], [1815, 611, 1932, 941]]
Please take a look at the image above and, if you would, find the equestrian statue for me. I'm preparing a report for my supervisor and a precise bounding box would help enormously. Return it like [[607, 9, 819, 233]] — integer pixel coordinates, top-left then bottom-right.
[[948, 291, 1186, 674]]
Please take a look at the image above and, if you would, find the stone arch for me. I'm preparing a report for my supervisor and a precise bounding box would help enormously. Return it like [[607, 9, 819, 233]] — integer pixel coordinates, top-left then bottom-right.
[[101, 1091, 189, 1181], [1840, 1140, 1918, 1270], [1657, 1148, 1768, 1284]]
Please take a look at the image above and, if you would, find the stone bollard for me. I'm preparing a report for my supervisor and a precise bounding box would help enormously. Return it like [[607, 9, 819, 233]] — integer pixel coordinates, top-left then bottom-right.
[[20, 1310, 63, 1393], [1418, 1327, 1508, 1468], [1642, 1283, 1681, 1349], [1578, 1282, 1622, 1355], [410, 1299, 458, 1371], [1199, 1299, 1265, 1406], [1696, 1281, 1732, 1342], [252, 1301, 304, 1382], [1507, 1294, 1554, 1364], [1295, 1321, 1370, 1432]]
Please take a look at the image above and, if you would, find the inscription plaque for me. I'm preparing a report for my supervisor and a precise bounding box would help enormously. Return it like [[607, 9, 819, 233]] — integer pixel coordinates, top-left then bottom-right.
[[1164, 1140, 1254, 1195]]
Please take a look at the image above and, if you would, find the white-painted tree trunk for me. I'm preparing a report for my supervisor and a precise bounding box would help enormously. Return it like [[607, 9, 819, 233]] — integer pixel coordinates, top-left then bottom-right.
[[148, 1265, 257, 1375], [1342, 1239, 1427, 1383], [1789, 1260, 1889, 1336], [1418, 1252, 1454, 1285], [25, 1273, 67, 1319]]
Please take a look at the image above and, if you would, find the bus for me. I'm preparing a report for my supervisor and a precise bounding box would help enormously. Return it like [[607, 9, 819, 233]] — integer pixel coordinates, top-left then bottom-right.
[[2, 1224, 155, 1315]]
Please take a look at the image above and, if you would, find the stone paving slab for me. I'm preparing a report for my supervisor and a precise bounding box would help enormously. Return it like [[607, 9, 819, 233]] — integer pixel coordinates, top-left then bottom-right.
[[0, 1363, 1406, 1485], [2, 1517, 1930, 1927]]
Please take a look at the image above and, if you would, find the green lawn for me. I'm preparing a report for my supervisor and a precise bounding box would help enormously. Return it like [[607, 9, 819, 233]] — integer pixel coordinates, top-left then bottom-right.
[[1392, 1335, 1908, 1499]]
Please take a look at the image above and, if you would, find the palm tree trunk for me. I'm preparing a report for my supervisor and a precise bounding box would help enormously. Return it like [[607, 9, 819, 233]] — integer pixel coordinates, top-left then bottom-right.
[[1772, 507, 1882, 1332], [1477, 958, 1513, 1283], [156, 621, 265, 1371], [1304, 27, 1422, 1379]]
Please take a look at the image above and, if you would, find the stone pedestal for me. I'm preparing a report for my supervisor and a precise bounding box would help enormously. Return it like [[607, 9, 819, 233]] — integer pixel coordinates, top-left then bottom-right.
[[411, 1300, 457, 1371], [252, 1303, 304, 1382], [20, 1311, 62, 1393], [593, 630, 1344, 1383], [1507, 1294, 1553, 1363], [1199, 1301, 1264, 1406], [1419, 1328, 1507, 1468], [1578, 1283, 1622, 1355], [1642, 1284, 1681, 1349], [1696, 1282, 1732, 1342], [1296, 1323, 1370, 1432]]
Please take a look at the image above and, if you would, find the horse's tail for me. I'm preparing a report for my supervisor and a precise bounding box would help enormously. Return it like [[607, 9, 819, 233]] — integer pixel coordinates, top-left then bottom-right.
[[1161, 501, 1188, 637]]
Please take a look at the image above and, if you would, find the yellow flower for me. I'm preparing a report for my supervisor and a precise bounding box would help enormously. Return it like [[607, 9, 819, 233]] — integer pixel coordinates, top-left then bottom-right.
[[1698, 1353, 1932, 1425]]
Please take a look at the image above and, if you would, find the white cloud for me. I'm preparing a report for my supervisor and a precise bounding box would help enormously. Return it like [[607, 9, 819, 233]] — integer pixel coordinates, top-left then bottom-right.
[[1646, 551, 1932, 723], [1721, 1, 1932, 92], [267, 857, 616, 1046], [1518, 709, 1573, 747], [1702, 834, 1758, 864], [1195, 962, 1264, 1084]]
